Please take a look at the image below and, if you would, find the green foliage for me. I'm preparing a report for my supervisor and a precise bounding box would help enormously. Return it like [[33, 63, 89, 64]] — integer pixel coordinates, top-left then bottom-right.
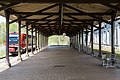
[[0, 46, 5, 58], [48, 35, 70, 45], [0, 21, 27, 58], [0, 22, 6, 44], [0, 22, 27, 44], [9, 23, 18, 32], [0, 22, 18, 44]]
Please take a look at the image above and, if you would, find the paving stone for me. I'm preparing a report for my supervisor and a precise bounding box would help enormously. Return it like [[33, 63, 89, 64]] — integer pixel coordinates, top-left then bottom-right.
[[0, 46, 120, 80]]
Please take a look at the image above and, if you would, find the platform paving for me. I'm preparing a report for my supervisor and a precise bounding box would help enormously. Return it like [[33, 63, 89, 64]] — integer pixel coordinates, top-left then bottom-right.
[[0, 45, 120, 80]]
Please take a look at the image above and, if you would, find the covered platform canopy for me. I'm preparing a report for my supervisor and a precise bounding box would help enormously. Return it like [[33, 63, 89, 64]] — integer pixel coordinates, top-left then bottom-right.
[[0, 0, 120, 67], [0, 1, 120, 36]]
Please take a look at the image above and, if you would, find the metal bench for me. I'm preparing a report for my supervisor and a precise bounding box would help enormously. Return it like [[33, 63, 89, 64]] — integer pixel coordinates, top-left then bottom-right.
[[101, 53, 117, 68]]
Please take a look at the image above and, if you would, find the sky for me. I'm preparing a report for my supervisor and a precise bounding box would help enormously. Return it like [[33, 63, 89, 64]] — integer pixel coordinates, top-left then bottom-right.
[[0, 16, 6, 23]]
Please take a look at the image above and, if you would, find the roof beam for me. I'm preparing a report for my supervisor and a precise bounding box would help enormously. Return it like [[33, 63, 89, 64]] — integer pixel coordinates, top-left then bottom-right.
[[10, 12, 59, 15], [22, 18, 58, 21], [59, 3, 63, 28], [0, 3, 19, 11], [35, 22, 57, 25], [63, 3, 111, 24], [58, 3, 63, 34], [63, 19, 97, 22], [66, 15, 98, 28], [9, 3, 59, 24], [10, 12, 111, 15], [0, 0, 119, 3], [80, 21, 98, 28], [101, 3, 120, 11], [35, 22, 84, 27], [21, 15, 54, 28]]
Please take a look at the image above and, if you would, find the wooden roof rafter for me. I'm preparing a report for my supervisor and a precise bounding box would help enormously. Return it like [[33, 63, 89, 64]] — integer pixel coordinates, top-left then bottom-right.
[[21, 14, 55, 28], [10, 12, 111, 16], [101, 3, 120, 12], [63, 3, 111, 24], [66, 15, 98, 28], [1, 1, 120, 37], [0, 2, 19, 11], [0, 0, 119, 3], [9, 3, 59, 24]]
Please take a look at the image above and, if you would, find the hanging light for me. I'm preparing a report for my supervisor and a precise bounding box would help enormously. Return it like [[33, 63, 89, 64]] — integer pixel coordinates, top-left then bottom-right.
[[63, 33, 66, 36]]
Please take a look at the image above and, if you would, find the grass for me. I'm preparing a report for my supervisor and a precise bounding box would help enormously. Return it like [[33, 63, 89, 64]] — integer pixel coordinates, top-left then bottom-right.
[[0, 49, 5, 58], [93, 44, 120, 58]]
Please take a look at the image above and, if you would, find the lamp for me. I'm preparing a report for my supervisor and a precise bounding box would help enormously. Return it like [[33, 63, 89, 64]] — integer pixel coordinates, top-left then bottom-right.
[[63, 33, 66, 36]]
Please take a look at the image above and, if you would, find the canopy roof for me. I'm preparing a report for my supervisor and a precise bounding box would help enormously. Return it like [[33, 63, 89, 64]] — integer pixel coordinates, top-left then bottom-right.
[[0, 1, 120, 36]]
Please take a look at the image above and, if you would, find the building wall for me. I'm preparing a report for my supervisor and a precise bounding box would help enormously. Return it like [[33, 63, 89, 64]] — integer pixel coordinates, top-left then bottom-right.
[[93, 21, 120, 47]]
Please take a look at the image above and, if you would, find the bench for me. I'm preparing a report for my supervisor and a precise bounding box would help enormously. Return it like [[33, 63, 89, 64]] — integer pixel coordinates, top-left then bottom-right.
[[101, 53, 117, 68]]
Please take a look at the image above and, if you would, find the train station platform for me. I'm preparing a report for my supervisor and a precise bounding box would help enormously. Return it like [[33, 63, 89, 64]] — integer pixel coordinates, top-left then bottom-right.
[[0, 46, 120, 80]]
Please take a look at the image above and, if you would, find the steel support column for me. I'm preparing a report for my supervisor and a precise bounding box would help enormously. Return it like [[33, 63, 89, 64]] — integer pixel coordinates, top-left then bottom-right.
[[45, 36, 46, 47], [76, 35, 77, 46], [39, 34, 42, 50], [5, 10, 11, 67], [42, 35, 43, 49], [91, 26, 94, 54], [35, 28, 37, 52], [42, 36, 44, 47], [43, 36, 44, 47], [44, 36, 46, 47], [43, 36, 45, 47], [18, 20, 22, 61], [111, 11, 116, 54], [41, 34, 43, 49], [77, 34, 78, 46], [69, 37, 72, 47], [39, 32, 40, 51], [37, 30, 40, 52], [85, 28, 88, 46], [46, 37, 48, 46], [79, 31, 81, 52], [82, 28, 84, 51], [31, 27, 34, 54], [85, 28, 88, 53], [26, 22, 29, 57], [98, 21, 102, 57]]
